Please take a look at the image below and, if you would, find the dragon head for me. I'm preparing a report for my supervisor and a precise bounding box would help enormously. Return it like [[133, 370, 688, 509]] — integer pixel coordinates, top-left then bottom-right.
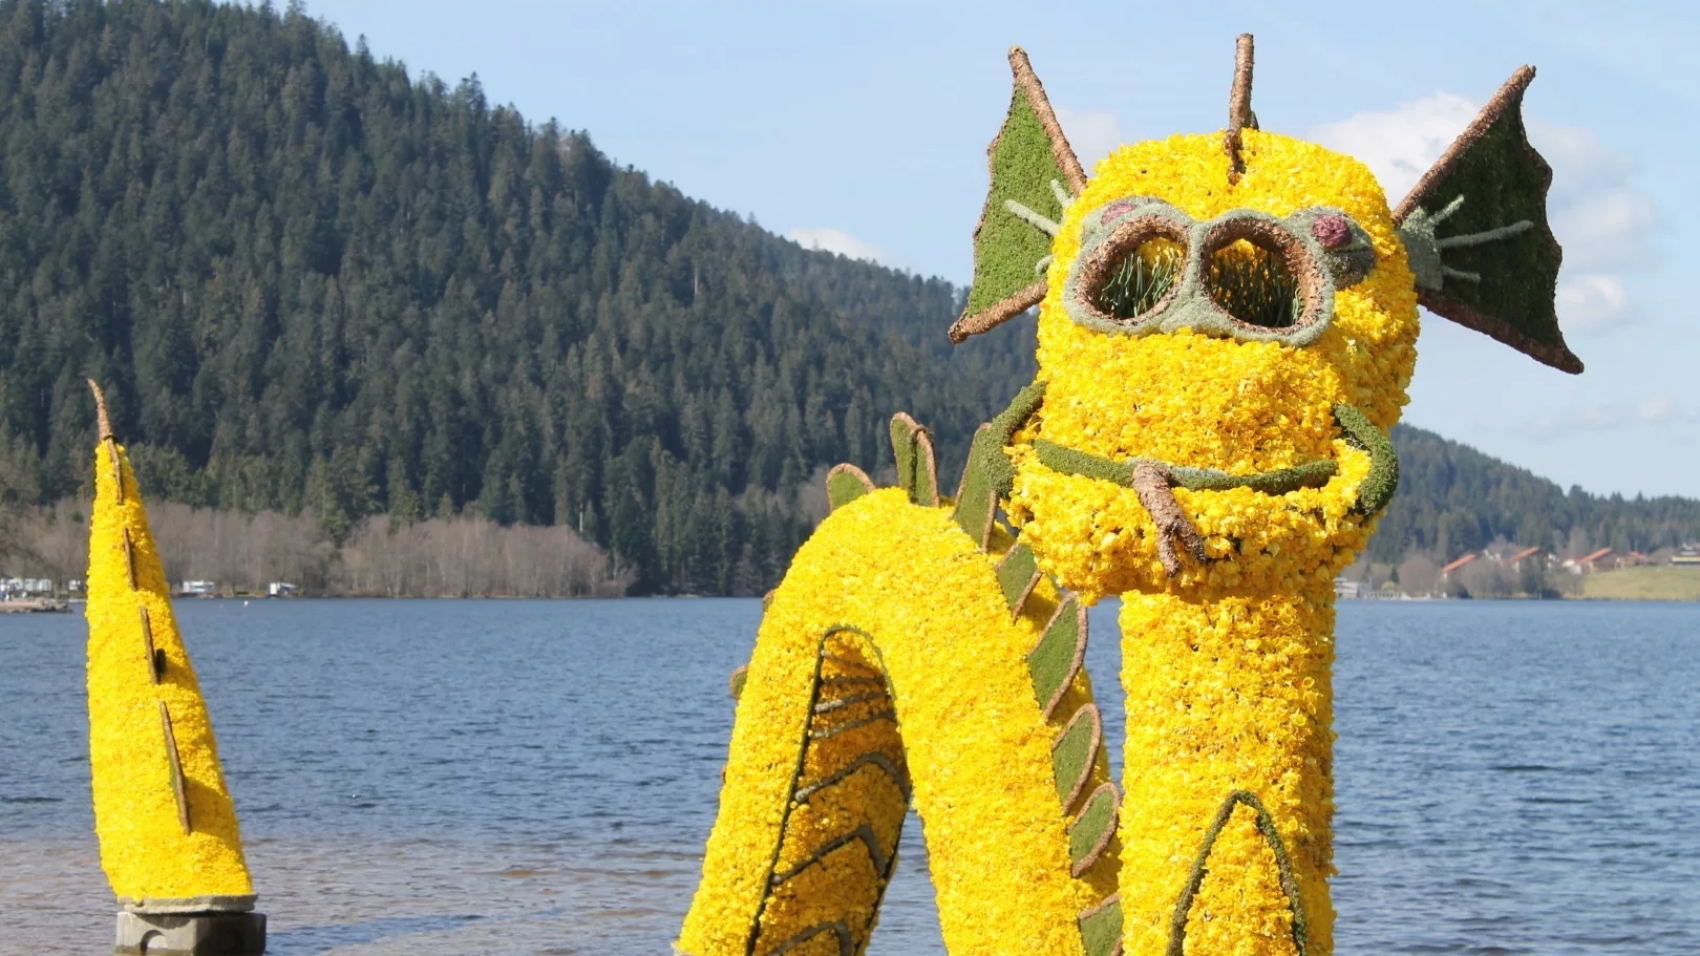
[[953, 38, 1580, 600]]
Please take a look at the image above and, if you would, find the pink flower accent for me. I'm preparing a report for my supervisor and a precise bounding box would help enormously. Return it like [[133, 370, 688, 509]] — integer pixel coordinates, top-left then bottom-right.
[[1312, 215, 1351, 249], [1098, 201, 1139, 226]]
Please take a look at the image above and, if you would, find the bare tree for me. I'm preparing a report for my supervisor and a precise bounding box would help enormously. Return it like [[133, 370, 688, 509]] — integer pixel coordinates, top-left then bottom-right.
[[1397, 554, 1441, 596], [339, 515, 631, 597], [2, 500, 628, 598]]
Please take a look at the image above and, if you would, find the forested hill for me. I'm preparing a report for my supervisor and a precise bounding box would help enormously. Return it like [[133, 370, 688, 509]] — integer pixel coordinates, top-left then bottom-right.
[[1376, 426, 1700, 563], [0, 0, 1694, 595], [0, 0, 1034, 593]]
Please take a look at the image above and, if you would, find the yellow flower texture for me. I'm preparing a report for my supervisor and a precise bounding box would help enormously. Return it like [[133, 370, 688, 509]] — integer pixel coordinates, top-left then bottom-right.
[[1004, 130, 1418, 956], [1117, 594, 1337, 956], [86, 434, 254, 905], [678, 489, 1116, 956]]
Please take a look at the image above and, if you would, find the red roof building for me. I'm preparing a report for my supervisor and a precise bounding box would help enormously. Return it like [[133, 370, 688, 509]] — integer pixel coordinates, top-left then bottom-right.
[[1577, 547, 1616, 572], [1441, 553, 1477, 576]]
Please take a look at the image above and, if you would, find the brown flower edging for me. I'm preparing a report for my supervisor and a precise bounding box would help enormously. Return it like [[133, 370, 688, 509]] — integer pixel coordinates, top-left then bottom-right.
[[1391, 66, 1536, 223], [1070, 214, 1191, 329], [951, 382, 1046, 550], [1078, 893, 1125, 956], [766, 824, 889, 887], [1067, 781, 1120, 877], [1027, 596, 1087, 720], [793, 752, 912, 806], [995, 543, 1043, 619], [1009, 47, 1087, 195], [1200, 215, 1328, 334], [889, 413, 940, 507], [949, 281, 1048, 342], [825, 463, 875, 512], [1051, 703, 1103, 815]]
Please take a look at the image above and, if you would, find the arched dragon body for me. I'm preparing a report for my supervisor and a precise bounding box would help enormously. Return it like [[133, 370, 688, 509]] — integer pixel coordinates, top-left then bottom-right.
[[679, 37, 1579, 956]]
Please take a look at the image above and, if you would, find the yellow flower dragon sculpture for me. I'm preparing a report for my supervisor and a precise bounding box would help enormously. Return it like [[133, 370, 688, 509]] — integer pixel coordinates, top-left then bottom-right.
[[682, 35, 1579, 956]]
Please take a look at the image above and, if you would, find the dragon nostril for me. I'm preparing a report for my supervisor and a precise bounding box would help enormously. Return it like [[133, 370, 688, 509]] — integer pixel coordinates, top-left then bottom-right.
[[1312, 215, 1351, 249]]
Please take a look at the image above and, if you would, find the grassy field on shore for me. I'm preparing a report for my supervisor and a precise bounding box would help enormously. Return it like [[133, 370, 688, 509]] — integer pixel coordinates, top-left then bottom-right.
[[1580, 566, 1700, 601]]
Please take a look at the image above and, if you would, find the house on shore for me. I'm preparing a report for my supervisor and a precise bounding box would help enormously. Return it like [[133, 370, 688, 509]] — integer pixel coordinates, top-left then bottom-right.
[[1508, 545, 1551, 570], [1565, 548, 1649, 574], [1440, 553, 1477, 583], [0, 577, 55, 600]]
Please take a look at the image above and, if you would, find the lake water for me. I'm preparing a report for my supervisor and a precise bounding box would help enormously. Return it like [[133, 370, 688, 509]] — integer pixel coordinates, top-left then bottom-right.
[[2, 598, 1696, 955]]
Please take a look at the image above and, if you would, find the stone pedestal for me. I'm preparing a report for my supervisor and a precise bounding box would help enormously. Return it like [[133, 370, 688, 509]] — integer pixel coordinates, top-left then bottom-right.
[[114, 910, 266, 955]]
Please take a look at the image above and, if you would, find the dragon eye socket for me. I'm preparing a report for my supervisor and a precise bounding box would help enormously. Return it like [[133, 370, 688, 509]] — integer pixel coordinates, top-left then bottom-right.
[[1077, 217, 1190, 327], [1093, 238, 1185, 320], [1205, 240, 1302, 329], [1198, 218, 1324, 333]]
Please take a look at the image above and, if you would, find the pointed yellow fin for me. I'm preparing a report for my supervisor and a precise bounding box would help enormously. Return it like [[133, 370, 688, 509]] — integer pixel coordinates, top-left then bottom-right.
[[85, 382, 255, 908]]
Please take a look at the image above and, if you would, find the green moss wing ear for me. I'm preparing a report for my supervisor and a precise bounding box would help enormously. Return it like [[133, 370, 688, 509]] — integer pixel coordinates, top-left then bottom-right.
[[1393, 67, 1582, 374], [949, 47, 1088, 343]]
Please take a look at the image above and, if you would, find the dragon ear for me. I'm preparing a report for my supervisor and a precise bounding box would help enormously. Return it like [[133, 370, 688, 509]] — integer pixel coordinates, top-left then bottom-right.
[[1393, 67, 1583, 374], [949, 47, 1088, 343]]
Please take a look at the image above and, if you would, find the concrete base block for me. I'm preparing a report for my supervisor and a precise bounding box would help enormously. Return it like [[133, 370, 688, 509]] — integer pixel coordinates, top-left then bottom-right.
[[114, 910, 266, 955]]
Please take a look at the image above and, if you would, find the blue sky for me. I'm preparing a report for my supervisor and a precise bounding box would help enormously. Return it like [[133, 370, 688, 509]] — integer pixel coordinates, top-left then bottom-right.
[[301, 0, 1697, 499]]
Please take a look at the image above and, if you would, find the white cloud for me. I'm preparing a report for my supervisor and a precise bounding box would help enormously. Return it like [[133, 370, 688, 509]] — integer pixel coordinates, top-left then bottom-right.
[[785, 227, 884, 263], [1055, 107, 1124, 173], [1636, 395, 1680, 423], [1312, 92, 1656, 337], [1311, 93, 1477, 203], [1551, 188, 1655, 270], [1530, 394, 1697, 437], [1527, 121, 1631, 199], [1556, 273, 1631, 332]]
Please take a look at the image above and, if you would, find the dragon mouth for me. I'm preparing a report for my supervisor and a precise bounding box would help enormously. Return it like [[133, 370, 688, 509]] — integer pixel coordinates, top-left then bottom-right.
[[1030, 439, 1338, 495], [975, 386, 1398, 578], [1020, 404, 1396, 576], [1028, 437, 1338, 577]]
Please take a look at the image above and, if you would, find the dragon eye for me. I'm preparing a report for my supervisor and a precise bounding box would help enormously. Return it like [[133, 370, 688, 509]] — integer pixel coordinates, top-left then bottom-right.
[[1198, 218, 1324, 332], [1076, 216, 1190, 327], [1093, 238, 1185, 320]]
